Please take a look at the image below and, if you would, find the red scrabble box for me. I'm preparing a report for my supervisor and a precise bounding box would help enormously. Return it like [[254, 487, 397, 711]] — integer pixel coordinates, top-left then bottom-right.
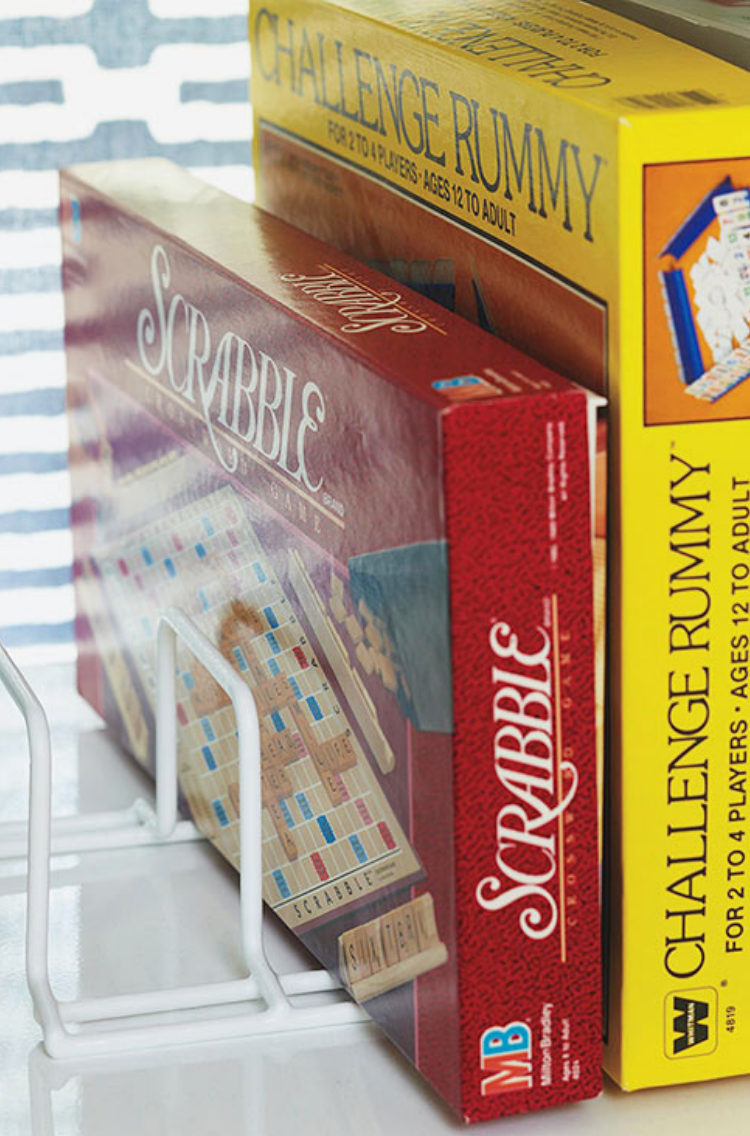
[[61, 158, 601, 1123]]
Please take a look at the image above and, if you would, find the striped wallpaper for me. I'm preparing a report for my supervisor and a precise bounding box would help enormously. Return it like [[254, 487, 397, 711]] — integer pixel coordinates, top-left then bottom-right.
[[0, 0, 253, 668]]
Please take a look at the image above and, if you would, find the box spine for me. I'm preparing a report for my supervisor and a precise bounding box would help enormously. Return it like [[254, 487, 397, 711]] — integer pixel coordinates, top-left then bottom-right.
[[441, 393, 601, 1121]]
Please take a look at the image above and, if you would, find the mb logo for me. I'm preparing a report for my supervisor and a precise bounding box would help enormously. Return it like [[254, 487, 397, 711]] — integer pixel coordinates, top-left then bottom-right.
[[664, 988, 717, 1059], [480, 1022, 533, 1095]]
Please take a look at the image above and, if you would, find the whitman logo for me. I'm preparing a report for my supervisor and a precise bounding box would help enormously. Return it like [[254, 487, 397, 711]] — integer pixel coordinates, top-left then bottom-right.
[[665, 989, 717, 1059], [480, 1022, 533, 1096]]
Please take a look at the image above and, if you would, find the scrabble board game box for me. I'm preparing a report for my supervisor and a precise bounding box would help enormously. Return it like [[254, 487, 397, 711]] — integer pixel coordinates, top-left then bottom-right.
[[250, 0, 750, 1092], [61, 159, 601, 1123]]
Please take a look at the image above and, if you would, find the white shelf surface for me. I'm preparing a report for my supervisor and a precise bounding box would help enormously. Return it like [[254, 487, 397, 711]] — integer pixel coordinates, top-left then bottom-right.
[[1, 664, 748, 1135]]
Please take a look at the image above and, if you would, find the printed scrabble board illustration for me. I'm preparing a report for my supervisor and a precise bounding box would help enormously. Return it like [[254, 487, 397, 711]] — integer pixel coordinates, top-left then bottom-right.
[[61, 158, 600, 1123], [91, 486, 419, 923], [250, 0, 750, 1092]]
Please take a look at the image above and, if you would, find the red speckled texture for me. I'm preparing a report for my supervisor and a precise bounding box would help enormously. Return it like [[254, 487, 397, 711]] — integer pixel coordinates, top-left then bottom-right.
[[442, 395, 601, 1121], [410, 725, 461, 1113]]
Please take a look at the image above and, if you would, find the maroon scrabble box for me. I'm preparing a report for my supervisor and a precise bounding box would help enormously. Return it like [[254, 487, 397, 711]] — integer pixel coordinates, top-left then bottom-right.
[[61, 158, 601, 1122]]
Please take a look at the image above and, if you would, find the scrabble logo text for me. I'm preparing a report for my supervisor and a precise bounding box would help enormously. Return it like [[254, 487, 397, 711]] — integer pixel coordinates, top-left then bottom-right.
[[137, 244, 326, 489], [480, 1022, 533, 1097], [475, 619, 577, 941], [279, 268, 430, 335]]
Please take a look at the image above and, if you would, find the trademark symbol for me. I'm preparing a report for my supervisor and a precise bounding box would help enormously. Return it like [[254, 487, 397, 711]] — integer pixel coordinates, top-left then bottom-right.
[[721, 980, 728, 987]]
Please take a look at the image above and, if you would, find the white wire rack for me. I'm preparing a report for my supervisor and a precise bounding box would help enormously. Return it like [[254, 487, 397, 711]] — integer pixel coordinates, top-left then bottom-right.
[[0, 606, 366, 1059], [0, 621, 202, 861]]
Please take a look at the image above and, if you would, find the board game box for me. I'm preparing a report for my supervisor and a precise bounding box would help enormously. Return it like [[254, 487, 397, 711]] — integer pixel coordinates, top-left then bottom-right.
[[61, 158, 601, 1122], [249, 0, 750, 1092]]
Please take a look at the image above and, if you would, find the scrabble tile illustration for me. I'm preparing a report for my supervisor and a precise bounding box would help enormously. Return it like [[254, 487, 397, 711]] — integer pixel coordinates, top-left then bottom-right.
[[302, 542, 454, 737], [92, 485, 421, 928], [339, 893, 448, 1003], [287, 550, 396, 774]]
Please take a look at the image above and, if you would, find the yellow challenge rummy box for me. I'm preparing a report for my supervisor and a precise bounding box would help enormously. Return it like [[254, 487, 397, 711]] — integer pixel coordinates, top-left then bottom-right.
[[249, 0, 750, 1091]]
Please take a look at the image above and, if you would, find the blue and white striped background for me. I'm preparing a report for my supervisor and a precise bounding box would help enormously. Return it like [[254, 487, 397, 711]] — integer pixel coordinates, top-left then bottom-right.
[[0, 0, 252, 668]]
